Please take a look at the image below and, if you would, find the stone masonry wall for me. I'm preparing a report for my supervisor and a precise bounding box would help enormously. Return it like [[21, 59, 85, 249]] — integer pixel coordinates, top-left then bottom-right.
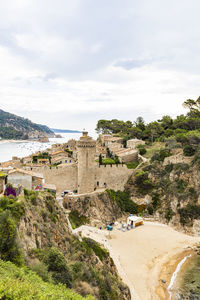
[[42, 163, 133, 194], [95, 164, 133, 191], [8, 173, 32, 190], [42, 164, 78, 193]]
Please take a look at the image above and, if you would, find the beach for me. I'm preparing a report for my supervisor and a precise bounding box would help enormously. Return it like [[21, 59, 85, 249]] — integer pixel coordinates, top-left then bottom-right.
[[109, 222, 200, 300]]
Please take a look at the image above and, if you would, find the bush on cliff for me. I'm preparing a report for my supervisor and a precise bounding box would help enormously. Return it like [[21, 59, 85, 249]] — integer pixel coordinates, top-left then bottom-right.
[[43, 247, 73, 288], [0, 196, 25, 265], [69, 210, 90, 229], [106, 189, 138, 214], [178, 204, 200, 225], [137, 144, 147, 155], [134, 170, 154, 195], [82, 238, 109, 262], [151, 148, 171, 162], [183, 145, 196, 156]]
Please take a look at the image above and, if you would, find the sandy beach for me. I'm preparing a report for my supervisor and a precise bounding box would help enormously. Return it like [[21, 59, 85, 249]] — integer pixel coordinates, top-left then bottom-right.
[[109, 222, 200, 300]]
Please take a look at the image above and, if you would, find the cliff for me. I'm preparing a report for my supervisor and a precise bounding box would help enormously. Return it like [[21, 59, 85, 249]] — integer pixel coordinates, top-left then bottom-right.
[[124, 147, 200, 235], [5, 190, 130, 300], [0, 109, 54, 139], [64, 191, 125, 227]]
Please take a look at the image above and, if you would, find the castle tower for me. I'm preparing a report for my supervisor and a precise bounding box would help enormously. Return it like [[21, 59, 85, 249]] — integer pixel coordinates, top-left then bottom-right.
[[77, 130, 96, 194]]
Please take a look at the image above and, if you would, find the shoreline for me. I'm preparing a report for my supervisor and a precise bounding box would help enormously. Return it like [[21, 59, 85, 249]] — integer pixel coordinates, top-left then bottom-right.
[[108, 222, 200, 300], [0, 139, 31, 144], [155, 248, 195, 300]]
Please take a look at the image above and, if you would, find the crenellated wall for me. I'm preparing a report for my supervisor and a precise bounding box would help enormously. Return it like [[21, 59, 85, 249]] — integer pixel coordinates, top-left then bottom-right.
[[42, 164, 78, 193], [94, 164, 133, 191], [41, 162, 133, 194]]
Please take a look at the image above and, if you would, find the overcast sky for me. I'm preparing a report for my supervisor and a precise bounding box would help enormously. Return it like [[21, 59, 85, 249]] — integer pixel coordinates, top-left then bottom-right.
[[0, 0, 200, 132]]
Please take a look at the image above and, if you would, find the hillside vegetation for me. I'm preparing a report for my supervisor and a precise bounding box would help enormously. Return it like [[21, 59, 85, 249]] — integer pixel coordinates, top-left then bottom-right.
[[0, 109, 53, 139], [0, 191, 130, 300], [96, 97, 200, 147], [96, 97, 200, 233], [0, 260, 93, 300]]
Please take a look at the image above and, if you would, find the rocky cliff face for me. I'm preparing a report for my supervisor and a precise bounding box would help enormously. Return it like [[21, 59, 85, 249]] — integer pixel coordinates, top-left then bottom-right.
[[124, 152, 200, 235], [64, 192, 125, 226], [17, 191, 130, 300]]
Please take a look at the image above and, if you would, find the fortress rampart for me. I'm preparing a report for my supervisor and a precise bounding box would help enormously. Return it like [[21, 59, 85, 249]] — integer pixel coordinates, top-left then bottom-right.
[[94, 164, 132, 191]]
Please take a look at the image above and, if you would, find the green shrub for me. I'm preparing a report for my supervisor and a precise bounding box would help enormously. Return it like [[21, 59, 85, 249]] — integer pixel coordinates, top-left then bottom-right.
[[152, 193, 161, 209], [175, 179, 187, 193], [192, 150, 200, 168], [165, 208, 174, 222], [173, 163, 189, 172], [45, 195, 55, 213], [0, 196, 25, 266], [106, 189, 138, 214], [134, 171, 154, 195], [137, 144, 147, 155], [49, 213, 57, 224], [188, 187, 198, 201], [69, 210, 90, 229], [0, 211, 24, 266], [24, 189, 38, 204], [151, 148, 171, 162], [183, 145, 196, 156], [44, 247, 72, 288], [178, 204, 200, 225], [30, 194, 37, 205], [0, 196, 24, 221], [165, 164, 174, 173], [83, 238, 109, 261], [147, 205, 154, 215], [30, 262, 52, 282], [40, 209, 47, 222]]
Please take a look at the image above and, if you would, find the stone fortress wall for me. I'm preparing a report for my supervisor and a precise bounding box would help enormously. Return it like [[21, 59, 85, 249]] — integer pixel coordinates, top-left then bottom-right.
[[42, 164, 78, 193], [94, 164, 133, 191], [41, 132, 135, 194], [42, 162, 133, 193]]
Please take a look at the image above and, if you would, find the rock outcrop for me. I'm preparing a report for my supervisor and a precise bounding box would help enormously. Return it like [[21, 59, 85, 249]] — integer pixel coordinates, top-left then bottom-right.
[[64, 191, 124, 226]]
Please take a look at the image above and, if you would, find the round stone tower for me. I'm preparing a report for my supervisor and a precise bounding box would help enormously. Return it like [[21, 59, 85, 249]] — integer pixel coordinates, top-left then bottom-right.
[[77, 130, 96, 194]]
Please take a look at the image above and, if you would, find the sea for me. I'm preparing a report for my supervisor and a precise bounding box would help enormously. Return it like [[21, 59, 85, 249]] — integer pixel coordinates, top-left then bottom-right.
[[169, 253, 200, 300], [0, 132, 86, 163]]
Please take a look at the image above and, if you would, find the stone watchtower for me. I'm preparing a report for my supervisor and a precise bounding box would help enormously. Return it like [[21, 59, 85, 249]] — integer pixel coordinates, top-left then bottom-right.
[[77, 130, 96, 194]]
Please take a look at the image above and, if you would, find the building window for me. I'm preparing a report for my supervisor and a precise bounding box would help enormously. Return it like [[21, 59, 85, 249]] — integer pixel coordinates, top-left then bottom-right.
[[104, 183, 107, 188], [97, 181, 99, 186], [65, 160, 67, 163]]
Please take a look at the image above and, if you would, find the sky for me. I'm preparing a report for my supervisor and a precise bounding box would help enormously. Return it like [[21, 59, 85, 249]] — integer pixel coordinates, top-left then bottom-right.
[[0, 0, 200, 132]]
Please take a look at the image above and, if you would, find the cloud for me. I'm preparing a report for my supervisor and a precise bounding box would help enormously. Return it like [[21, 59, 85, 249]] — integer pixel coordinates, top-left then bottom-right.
[[0, 0, 200, 130]]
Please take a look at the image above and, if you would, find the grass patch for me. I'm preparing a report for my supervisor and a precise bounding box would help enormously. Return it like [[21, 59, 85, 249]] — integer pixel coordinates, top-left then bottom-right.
[[102, 158, 116, 165], [125, 161, 139, 169]]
